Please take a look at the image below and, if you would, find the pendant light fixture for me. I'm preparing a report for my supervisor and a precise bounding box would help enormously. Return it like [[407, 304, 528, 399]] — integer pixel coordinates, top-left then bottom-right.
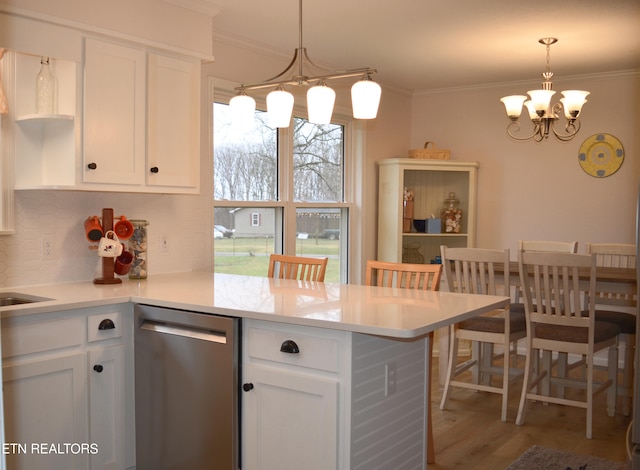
[[229, 0, 381, 128], [500, 38, 589, 142]]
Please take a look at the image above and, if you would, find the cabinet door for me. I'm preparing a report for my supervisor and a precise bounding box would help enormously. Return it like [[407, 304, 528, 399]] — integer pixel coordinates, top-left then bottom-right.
[[147, 53, 200, 190], [88, 345, 125, 470], [242, 364, 338, 470], [2, 353, 89, 470], [83, 38, 145, 186]]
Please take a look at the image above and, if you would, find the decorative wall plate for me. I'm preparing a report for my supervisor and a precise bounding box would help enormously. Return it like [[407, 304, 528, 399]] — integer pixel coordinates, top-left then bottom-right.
[[578, 133, 624, 178]]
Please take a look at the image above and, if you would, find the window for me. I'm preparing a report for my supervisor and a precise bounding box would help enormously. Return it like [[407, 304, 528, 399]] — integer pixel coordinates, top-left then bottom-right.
[[213, 102, 350, 283]]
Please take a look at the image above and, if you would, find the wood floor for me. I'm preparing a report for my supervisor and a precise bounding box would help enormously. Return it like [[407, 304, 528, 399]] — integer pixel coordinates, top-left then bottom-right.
[[429, 356, 631, 469]]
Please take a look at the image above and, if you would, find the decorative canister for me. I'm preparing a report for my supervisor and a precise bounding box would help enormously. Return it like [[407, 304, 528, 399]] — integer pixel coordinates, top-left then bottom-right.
[[128, 220, 148, 279], [441, 192, 463, 233]]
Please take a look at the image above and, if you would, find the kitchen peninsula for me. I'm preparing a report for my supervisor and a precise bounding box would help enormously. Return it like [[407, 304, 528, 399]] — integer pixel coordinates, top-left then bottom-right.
[[0, 272, 509, 469]]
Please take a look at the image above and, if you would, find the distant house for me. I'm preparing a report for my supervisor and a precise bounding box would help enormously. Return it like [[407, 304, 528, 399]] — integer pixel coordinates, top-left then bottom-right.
[[232, 208, 275, 237], [229, 207, 340, 238]]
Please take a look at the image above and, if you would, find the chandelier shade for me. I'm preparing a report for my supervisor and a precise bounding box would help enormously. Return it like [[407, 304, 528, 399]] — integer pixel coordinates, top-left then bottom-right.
[[229, 92, 256, 128], [351, 76, 382, 119], [266, 87, 295, 128], [499, 38, 589, 142], [229, 0, 380, 128], [307, 82, 336, 124]]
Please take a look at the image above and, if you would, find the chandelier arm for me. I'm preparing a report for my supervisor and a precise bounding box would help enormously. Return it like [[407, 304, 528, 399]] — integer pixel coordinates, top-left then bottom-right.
[[505, 121, 544, 142], [550, 119, 581, 142], [236, 68, 376, 92]]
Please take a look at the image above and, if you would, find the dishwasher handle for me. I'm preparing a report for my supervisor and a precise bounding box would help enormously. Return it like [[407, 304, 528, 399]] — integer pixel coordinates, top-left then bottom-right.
[[140, 319, 228, 344]]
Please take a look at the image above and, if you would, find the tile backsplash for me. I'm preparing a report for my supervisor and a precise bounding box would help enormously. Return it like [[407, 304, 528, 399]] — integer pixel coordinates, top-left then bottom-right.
[[0, 189, 212, 287]]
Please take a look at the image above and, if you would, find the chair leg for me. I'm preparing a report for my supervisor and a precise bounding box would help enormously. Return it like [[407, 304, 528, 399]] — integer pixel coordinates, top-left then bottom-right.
[[500, 339, 510, 422], [439, 326, 458, 411], [621, 334, 634, 416], [607, 343, 618, 418], [471, 340, 481, 384], [586, 353, 594, 439], [516, 341, 534, 426]]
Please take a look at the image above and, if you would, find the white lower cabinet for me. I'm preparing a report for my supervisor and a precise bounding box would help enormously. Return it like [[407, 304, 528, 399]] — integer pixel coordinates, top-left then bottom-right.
[[3, 352, 88, 470], [1, 304, 133, 470], [241, 319, 431, 470]]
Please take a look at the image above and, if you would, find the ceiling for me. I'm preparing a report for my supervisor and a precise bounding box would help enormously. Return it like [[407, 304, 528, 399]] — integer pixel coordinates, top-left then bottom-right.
[[209, 0, 640, 93]]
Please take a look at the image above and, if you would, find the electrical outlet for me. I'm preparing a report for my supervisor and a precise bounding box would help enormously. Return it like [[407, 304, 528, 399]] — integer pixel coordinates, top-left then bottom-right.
[[41, 235, 55, 260], [384, 362, 396, 397], [160, 236, 169, 252]]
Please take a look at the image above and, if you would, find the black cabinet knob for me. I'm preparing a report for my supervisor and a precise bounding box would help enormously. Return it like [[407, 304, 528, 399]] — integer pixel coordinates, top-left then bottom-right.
[[87, 162, 97, 170], [242, 383, 254, 392], [280, 339, 300, 354], [93, 364, 104, 373], [98, 319, 115, 330], [150, 166, 159, 173]]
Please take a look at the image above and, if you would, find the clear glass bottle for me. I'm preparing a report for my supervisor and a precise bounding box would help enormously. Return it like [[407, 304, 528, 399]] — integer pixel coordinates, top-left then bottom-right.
[[128, 220, 148, 279], [35, 57, 56, 114], [441, 192, 463, 233]]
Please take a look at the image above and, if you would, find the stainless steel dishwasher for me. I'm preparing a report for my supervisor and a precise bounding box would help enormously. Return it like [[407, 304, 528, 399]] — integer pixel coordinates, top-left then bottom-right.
[[134, 304, 239, 469]]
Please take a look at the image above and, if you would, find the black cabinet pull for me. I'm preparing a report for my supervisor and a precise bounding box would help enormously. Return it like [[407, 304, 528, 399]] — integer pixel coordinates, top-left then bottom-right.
[[87, 162, 97, 170], [280, 339, 300, 354], [150, 166, 159, 173], [242, 383, 254, 392], [93, 364, 104, 373], [98, 319, 115, 330]]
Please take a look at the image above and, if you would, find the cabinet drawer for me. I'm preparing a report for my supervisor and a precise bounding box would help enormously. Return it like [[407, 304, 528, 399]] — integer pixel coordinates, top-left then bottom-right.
[[246, 323, 342, 373], [87, 311, 122, 342], [2, 316, 84, 359]]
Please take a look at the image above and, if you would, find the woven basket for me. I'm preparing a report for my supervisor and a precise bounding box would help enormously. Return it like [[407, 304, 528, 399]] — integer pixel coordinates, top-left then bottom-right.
[[408, 141, 450, 160]]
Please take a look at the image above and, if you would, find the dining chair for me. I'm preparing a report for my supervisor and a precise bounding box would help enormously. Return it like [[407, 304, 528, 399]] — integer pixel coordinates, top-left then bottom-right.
[[513, 240, 578, 308], [439, 247, 526, 422], [267, 254, 328, 282], [515, 251, 619, 439], [365, 260, 442, 464], [585, 242, 637, 415]]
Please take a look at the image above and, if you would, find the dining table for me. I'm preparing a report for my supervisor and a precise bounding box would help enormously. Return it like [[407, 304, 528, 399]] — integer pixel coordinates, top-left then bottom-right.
[[437, 262, 637, 384]]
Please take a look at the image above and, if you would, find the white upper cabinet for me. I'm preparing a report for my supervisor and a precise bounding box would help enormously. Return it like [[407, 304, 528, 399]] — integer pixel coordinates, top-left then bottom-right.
[[83, 38, 146, 187], [146, 53, 200, 189], [82, 38, 200, 193], [9, 30, 201, 194]]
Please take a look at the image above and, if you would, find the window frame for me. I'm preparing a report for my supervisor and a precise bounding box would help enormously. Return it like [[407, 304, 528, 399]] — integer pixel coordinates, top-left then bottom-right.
[[212, 86, 357, 283]]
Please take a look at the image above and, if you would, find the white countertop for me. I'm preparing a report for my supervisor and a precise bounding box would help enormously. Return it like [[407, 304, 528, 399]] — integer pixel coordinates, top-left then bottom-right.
[[0, 272, 509, 339]]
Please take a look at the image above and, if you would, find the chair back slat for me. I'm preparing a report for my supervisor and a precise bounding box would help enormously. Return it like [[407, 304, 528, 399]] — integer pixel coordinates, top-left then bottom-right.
[[520, 251, 595, 329], [442, 247, 510, 297], [365, 260, 442, 291], [268, 254, 328, 282], [585, 243, 637, 310]]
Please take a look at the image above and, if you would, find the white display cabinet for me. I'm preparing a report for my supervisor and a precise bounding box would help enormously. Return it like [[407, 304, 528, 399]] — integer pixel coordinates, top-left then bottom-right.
[[377, 158, 478, 264]]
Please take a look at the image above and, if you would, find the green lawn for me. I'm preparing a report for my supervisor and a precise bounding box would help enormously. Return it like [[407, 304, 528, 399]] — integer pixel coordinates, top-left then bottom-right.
[[213, 237, 341, 282]]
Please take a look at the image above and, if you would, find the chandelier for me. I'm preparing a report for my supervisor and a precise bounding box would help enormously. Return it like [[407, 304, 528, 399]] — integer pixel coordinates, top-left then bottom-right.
[[500, 38, 589, 142], [229, 0, 381, 128]]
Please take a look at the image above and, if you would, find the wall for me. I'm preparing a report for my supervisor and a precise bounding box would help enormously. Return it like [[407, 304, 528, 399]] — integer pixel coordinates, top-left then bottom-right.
[[410, 72, 640, 256]]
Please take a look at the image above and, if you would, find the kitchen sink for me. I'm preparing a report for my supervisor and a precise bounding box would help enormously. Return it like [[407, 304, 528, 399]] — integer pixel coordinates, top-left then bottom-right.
[[0, 293, 52, 307]]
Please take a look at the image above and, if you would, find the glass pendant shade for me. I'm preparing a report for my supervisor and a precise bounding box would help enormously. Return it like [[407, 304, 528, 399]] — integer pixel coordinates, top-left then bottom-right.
[[523, 101, 539, 121], [267, 87, 294, 128], [527, 89, 555, 114], [307, 83, 336, 124], [351, 77, 382, 119], [560, 90, 589, 118], [500, 95, 527, 119], [229, 93, 256, 128]]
